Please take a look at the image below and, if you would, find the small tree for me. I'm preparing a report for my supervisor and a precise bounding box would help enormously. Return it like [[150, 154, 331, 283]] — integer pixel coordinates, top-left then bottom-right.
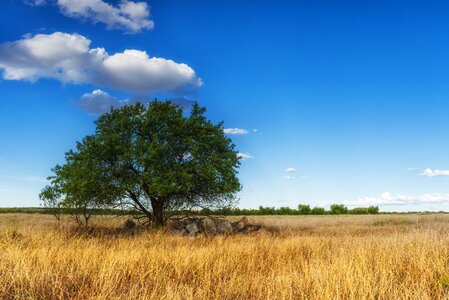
[[41, 101, 241, 227], [330, 204, 348, 215], [367, 206, 379, 214], [298, 204, 311, 215]]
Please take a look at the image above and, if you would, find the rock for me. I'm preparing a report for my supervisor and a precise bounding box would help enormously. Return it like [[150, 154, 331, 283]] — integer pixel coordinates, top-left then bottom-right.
[[167, 219, 183, 230], [232, 217, 249, 232], [201, 217, 217, 235], [123, 219, 136, 229], [239, 224, 261, 234], [168, 216, 262, 236], [185, 222, 200, 236], [215, 219, 233, 235]]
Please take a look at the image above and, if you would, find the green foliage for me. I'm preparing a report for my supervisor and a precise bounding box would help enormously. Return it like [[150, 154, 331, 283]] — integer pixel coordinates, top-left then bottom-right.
[[330, 204, 348, 215], [311, 207, 326, 215], [367, 206, 379, 214], [298, 204, 311, 215], [40, 101, 241, 226], [200, 204, 379, 216], [349, 206, 380, 215], [349, 207, 369, 215]]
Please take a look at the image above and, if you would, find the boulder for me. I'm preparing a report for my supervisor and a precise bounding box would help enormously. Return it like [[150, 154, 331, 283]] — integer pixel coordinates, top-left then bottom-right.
[[185, 222, 200, 236], [201, 217, 217, 235], [215, 219, 233, 235], [168, 216, 261, 236], [166, 219, 183, 230], [239, 224, 261, 234], [123, 219, 136, 229], [232, 217, 249, 232]]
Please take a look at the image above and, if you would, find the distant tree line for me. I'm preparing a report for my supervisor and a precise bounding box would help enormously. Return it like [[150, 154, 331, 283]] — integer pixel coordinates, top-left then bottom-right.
[[201, 204, 379, 216], [0, 204, 378, 217]]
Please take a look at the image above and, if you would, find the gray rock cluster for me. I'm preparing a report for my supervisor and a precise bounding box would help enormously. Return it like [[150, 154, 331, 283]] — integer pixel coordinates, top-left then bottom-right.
[[167, 216, 261, 236]]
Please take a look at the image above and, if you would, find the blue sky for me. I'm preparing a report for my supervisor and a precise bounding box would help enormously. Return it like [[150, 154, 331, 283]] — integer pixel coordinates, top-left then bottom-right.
[[1, 0, 449, 211]]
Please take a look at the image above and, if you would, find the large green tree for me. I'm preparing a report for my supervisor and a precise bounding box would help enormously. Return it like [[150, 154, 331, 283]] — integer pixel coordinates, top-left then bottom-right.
[[40, 101, 241, 226]]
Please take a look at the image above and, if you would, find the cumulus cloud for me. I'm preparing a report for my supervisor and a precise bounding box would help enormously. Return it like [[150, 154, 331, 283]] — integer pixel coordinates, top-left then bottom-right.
[[25, 0, 154, 33], [348, 192, 449, 206], [285, 167, 296, 173], [223, 128, 249, 135], [76, 91, 198, 114], [237, 153, 254, 160], [420, 168, 449, 177], [0, 32, 202, 94], [77, 89, 127, 114]]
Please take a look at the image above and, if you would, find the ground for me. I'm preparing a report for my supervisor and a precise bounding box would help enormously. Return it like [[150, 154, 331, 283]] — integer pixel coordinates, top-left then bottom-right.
[[1, 213, 449, 299]]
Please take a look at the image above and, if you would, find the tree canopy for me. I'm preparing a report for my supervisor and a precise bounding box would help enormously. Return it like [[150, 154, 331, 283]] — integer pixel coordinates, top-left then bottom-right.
[[40, 101, 241, 226]]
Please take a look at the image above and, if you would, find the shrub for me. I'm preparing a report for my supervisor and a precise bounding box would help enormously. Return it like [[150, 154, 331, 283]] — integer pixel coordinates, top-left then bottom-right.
[[330, 204, 348, 215]]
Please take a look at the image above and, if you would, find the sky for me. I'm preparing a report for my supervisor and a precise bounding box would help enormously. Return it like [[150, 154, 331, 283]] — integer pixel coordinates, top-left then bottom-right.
[[1, 0, 449, 211]]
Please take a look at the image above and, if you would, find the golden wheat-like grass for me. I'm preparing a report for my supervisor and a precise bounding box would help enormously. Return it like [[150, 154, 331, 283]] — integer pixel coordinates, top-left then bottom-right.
[[1, 214, 449, 299]]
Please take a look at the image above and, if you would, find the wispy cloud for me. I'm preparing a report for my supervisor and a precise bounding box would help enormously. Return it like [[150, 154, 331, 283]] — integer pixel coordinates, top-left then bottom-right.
[[283, 175, 296, 180], [223, 128, 249, 135], [407, 167, 420, 171], [285, 167, 296, 173], [348, 192, 449, 206], [0, 174, 47, 184], [237, 153, 254, 160], [420, 168, 449, 177], [25, 0, 154, 34], [23, 176, 48, 183]]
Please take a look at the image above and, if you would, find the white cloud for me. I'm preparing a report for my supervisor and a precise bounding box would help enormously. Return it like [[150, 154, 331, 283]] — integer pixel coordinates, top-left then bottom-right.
[[77, 89, 127, 114], [26, 0, 154, 33], [283, 175, 296, 180], [0, 32, 202, 94], [223, 128, 249, 135], [237, 153, 254, 160], [348, 192, 449, 206], [420, 168, 449, 177], [285, 167, 296, 173], [24, 0, 48, 6]]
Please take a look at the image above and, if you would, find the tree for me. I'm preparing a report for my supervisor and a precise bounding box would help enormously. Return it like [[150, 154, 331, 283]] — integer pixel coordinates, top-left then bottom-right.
[[367, 206, 379, 214], [41, 101, 241, 226], [330, 204, 348, 215], [40, 144, 120, 226], [298, 204, 311, 215], [311, 206, 326, 215]]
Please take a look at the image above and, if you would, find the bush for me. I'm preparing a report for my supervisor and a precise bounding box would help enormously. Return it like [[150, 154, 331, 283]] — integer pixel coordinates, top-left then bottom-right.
[[311, 207, 326, 215], [298, 204, 311, 215], [349, 207, 369, 215], [330, 204, 348, 215], [367, 206, 379, 214]]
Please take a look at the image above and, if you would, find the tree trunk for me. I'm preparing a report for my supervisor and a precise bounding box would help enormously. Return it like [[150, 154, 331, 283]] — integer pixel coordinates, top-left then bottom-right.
[[128, 190, 153, 224], [151, 199, 165, 227]]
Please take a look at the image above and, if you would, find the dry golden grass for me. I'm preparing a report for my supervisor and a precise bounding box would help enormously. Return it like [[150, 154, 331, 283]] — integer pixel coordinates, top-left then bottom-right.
[[2, 214, 449, 299]]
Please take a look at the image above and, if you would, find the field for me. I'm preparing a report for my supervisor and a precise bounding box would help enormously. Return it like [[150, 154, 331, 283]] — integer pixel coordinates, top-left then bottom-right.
[[2, 214, 449, 299]]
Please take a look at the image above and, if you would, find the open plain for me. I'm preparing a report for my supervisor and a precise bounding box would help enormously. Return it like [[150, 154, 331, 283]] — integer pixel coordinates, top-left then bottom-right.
[[1, 214, 449, 299]]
